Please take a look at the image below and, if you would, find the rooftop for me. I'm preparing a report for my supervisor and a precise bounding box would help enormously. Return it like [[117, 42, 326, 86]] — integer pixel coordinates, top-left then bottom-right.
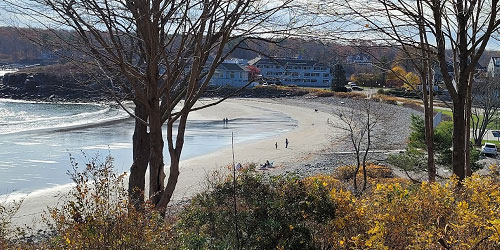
[[492, 57, 500, 67], [249, 57, 328, 67]]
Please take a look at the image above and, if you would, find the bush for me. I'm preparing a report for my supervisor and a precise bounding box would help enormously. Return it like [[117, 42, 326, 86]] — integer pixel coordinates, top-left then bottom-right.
[[0, 199, 22, 248], [333, 164, 393, 181], [333, 91, 367, 99], [41, 154, 172, 249], [377, 88, 386, 95], [315, 91, 335, 97], [173, 170, 336, 249]]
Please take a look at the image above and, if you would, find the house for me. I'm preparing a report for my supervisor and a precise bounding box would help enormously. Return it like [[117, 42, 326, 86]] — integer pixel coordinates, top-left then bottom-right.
[[346, 53, 372, 65], [248, 57, 332, 87], [209, 62, 250, 87], [487, 57, 500, 77], [433, 62, 455, 84]]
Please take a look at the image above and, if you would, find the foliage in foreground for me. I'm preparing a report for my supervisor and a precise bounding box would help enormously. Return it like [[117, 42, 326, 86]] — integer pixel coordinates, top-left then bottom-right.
[[174, 167, 336, 249], [3, 160, 500, 249], [4, 154, 173, 250], [176, 164, 500, 249]]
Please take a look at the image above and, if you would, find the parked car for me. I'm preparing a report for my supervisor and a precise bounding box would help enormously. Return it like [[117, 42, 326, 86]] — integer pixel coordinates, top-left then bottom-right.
[[350, 83, 364, 91], [481, 143, 498, 156]]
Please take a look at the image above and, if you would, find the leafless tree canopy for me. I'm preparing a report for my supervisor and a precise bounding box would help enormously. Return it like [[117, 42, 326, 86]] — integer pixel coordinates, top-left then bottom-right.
[[4, 0, 297, 209], [312, 0, 500, 181], [472, 76, 500, 146], [332, 99, 385, 193]]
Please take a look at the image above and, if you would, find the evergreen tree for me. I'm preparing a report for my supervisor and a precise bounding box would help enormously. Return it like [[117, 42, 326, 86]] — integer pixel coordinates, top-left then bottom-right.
[[331, 64, 347, 90]]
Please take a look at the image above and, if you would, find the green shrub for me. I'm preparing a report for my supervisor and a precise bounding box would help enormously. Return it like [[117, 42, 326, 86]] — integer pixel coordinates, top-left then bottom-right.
[[173, 170, 336, 249]]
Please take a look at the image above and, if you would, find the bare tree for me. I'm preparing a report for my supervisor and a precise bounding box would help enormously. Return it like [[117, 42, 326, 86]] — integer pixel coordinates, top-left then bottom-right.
[[319, 0, 500, 181], [471, 76, 500, 146], [305, 0, 438, 181], [426, 0, 500, 179], [10, 0, 294, 209], [333, 99, 381, 193]]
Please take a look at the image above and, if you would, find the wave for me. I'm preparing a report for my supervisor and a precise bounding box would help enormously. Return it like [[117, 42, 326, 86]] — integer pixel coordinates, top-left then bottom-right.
[[0, 106, 112, 126], [0, 102, 131, 135]]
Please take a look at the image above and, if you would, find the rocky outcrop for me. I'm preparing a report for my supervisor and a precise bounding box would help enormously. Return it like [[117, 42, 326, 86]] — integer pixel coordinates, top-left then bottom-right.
[[0, 72, 116, 102]]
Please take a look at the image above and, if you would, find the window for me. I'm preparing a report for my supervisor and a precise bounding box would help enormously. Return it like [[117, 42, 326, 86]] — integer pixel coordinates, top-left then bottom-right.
[[311, 73, 320, 77], [323, 80, 330, 83], [311, 79, 317, 82], [314, 67, 321, 70], [304, 72, 311, 76], [323, 73, 330, 77], [230, 72, 235, 78], [267, 72, 273, 76]]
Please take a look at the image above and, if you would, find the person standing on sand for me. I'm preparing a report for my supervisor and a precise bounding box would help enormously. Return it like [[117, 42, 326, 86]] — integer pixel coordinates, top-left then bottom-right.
[[275, 142, 278, 149], [285, 138, 289, 148]]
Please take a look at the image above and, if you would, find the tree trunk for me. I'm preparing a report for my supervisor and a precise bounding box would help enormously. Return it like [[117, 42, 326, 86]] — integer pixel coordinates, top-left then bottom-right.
[[128, 101, 150, 208], [424, 96, 435, 181], [422, 57, 435, 182], [148, 102, 165, 205], [353, 150, 360, 194], [452, 99, 467, 181], [465, 73, 473, 177], [157, 112, 189, 209]]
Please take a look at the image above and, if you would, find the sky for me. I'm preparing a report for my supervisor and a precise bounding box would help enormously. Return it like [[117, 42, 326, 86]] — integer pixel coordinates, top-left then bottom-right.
[[1, 0, 500, 51]]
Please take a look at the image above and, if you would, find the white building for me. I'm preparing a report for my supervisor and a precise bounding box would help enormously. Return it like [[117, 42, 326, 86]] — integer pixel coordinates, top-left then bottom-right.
[[346, 53, 372, 65], [248, 57, 332, 87], [487, 57, 500, 77], [210, 62, 250, 87]]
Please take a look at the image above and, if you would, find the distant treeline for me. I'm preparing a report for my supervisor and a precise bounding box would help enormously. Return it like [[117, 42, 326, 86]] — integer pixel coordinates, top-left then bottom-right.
[[1, 26, 500, 74]]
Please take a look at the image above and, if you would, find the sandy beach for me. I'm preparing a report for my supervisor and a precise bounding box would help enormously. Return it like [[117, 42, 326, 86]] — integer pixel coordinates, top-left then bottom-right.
[[7, 98, 338, 229]]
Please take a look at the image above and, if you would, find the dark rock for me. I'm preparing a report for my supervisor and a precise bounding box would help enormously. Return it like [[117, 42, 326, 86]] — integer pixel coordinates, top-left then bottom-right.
[[1, 71, 120, 102]]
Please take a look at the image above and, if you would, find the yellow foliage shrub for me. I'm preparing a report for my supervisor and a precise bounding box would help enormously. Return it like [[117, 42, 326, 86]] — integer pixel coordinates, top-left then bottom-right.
[[318, 171, 500, 249]]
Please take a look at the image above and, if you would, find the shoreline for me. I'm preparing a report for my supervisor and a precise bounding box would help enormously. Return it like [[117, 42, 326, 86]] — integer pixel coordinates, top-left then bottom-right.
[[6, 98, 334, 229], [5, 96, 420, 230]]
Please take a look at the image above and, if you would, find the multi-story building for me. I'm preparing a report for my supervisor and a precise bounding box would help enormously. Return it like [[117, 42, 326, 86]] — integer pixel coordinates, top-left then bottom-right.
[[209, 62, 250, 87], [488, 57, 500, 78], [248, 57, 332, 87]]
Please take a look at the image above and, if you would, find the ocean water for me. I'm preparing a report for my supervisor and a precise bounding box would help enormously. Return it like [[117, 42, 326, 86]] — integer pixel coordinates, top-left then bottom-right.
[[0, 99, 296, 196]]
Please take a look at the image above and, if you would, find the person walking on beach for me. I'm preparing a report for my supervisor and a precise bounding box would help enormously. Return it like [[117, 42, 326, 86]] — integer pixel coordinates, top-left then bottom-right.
[[275, 142, 278, 149], [285, 138, 289, 148]]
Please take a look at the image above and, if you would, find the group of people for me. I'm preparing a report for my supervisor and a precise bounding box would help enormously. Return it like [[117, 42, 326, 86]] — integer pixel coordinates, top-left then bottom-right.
[[275, 138, 289, 149], [259, 160, 273, 169]]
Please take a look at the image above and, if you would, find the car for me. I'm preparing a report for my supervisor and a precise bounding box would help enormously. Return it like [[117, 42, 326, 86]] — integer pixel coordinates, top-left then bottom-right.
[[481, 143, 498, 156], [350, 83, 364, 91]]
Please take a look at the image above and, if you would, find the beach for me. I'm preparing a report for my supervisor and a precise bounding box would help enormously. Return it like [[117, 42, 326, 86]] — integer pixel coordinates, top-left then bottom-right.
[[7, 98, 337, 229]]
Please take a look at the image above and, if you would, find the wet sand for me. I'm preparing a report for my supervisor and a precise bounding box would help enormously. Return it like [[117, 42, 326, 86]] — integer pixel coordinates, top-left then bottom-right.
[[6, 98, 336, 229]]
